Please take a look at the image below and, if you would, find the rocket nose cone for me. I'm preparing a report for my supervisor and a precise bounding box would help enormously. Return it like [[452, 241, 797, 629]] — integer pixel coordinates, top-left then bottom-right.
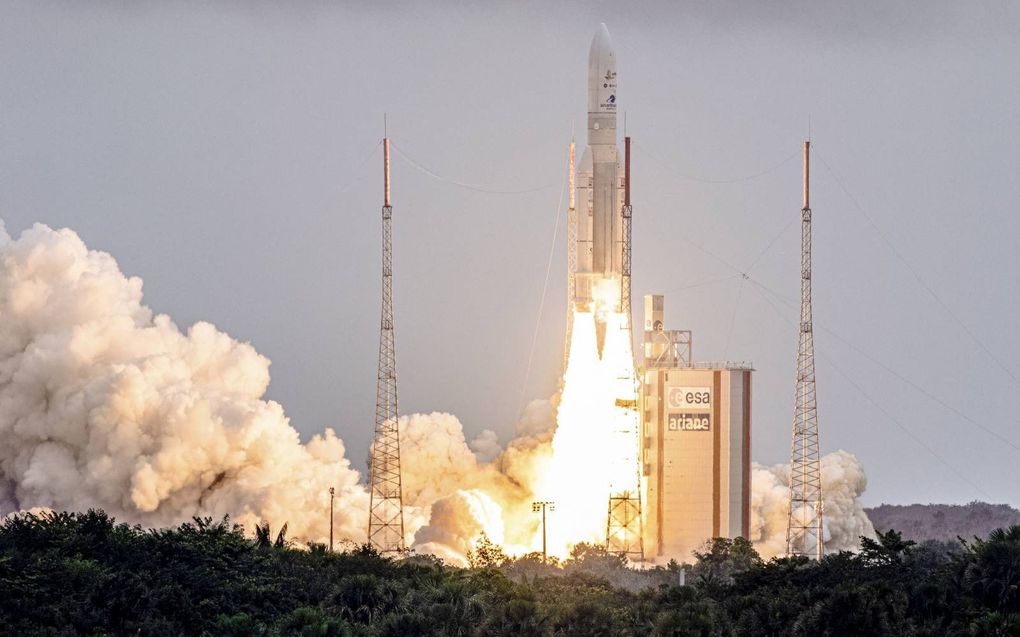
[[589, 23, 613, 60]]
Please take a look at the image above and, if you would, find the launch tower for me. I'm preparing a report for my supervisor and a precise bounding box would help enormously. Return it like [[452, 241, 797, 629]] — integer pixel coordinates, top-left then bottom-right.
[[368, 136, 406, 554], [606, 135, 643, 561], [786, 141, 823, 559]]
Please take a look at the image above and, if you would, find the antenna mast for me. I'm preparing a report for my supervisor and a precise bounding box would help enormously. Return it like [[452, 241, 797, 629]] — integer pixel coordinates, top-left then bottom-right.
[[368, 134, 406, 554], [786, 140, 823, 560]]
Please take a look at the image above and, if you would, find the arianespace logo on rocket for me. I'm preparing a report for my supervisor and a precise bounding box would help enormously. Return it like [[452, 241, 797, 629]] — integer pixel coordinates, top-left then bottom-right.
[[601, 69, 617, 110]]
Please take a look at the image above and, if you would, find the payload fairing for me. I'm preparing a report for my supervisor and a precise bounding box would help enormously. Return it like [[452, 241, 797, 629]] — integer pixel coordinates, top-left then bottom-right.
[[571, 24, 627, 352]]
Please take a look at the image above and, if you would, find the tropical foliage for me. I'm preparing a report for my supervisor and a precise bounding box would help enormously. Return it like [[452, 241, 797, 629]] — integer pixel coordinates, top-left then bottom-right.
[[2, 510, 1020, 635]]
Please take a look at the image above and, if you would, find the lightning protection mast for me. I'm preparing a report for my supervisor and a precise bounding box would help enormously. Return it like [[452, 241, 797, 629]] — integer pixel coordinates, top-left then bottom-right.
[[786, 140, 823, 560], [368, 133, 406, 554]]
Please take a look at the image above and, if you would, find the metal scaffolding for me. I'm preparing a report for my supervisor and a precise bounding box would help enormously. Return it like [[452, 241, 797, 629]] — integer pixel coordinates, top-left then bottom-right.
[[620, 136, 633, 324], [368, 137, 406, 555], [606, 136, 644, 562], [786, 141, 823, 560]]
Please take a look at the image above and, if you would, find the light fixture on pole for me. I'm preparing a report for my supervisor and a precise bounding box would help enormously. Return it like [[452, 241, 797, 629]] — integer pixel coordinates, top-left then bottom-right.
[[532, 501, 555, 564], [329, 486, 335, 552]]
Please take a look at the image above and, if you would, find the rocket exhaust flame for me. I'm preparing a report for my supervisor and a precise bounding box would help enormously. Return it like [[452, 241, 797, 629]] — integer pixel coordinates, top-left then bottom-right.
[[529, 302, 641, 559]]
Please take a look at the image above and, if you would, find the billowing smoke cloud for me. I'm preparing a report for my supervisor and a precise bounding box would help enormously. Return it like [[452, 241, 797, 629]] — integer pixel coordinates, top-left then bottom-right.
[[0, 221, 557, 559], [0, 222, 368, 543], [398, 403, 555, 565], [468, 430, 502, 463], [411, 489, 505, 565], [0, 221, 873, 564], [750, 450, 875, 558]]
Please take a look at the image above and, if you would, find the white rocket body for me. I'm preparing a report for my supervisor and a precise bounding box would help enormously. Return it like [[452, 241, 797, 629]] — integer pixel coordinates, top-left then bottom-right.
[[573, 24, 624, 319]]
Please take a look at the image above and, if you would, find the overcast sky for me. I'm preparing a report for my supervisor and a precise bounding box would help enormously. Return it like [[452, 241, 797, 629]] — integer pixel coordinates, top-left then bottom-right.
[[2, 1, 1019, 507]]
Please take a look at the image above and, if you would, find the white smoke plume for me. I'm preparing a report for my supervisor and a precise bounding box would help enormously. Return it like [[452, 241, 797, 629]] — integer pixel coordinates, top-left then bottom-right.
[[411, 489, 505, 565], [0, 223, 368, 543], [749, 450, 876, 558], [0, 221, 558, 559], [397, 405, 555, 564]]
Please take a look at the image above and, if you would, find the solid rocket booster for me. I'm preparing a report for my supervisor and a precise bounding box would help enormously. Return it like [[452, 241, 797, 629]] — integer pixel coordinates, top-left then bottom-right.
[[573, 23, 624, 315]]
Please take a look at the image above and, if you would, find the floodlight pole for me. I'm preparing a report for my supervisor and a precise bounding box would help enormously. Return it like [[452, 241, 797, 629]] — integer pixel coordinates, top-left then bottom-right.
[[329, 487, 335, 552], [532, 501, 555, 563], [541, 506, 546, 562]]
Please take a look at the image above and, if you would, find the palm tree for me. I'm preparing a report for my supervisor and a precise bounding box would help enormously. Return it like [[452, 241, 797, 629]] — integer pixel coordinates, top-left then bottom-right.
[[254, 522, 272, 549], [965, 526, 1020, 612], [274, 523, 288, 548], [253, 521, 289, 550]]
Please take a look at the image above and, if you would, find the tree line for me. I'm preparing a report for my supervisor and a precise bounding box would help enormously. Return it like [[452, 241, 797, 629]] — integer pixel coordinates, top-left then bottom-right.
[[3, 509, 1020, 635]]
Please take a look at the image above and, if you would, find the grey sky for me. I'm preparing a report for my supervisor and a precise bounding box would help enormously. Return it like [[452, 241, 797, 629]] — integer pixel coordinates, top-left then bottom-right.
[[2, 1, 1018, 507]]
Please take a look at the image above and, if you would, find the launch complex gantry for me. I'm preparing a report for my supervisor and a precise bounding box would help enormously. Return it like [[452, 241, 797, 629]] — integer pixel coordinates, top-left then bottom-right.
[[604, 135, 644, 562]]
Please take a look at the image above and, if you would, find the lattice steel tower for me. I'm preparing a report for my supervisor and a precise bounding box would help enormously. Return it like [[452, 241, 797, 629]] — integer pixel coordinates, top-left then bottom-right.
[[620, 136, 634, 326], [786, 140, 823, 560], [368, 136, 405, 554], [606, 136, 644, 562]]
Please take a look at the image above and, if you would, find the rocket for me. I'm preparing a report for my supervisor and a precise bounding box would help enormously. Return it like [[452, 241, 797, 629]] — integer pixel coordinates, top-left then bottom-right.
[[568, 24, 627, 351]]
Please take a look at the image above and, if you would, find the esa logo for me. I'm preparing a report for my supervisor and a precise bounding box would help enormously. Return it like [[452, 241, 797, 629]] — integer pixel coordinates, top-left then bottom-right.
[[667, 387, 711, 410], [668, 413, 711, 432]]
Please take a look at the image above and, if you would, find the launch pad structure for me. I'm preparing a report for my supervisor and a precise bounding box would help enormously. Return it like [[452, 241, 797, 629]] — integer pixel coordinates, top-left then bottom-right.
[[605, 135, 644, 561], [640, 295, 753, 561], [367, 136, 406, 555]]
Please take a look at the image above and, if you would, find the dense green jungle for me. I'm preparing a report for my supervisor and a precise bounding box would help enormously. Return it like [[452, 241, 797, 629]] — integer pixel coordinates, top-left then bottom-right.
[[3, 510, 1020, 636]]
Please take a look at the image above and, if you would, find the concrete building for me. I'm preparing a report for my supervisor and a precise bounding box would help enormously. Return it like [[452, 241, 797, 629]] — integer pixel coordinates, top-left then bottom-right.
[[640, 294, 753, 561]]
